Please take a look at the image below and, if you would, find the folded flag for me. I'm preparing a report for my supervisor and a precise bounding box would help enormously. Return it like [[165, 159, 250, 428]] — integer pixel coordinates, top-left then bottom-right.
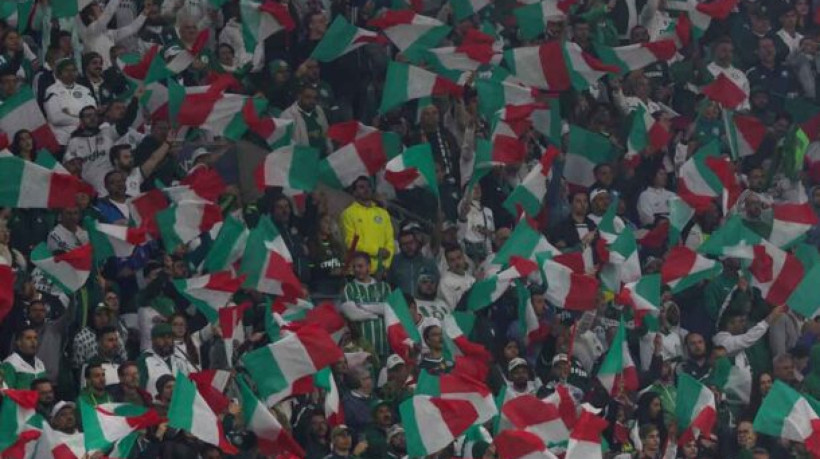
[[237, 378, 304, 457], [504, 41, 619, 91], [504, 146, 560, 217], [565, 409, 609, 459], [0, 389, 42, 458], [312, 16, 383, 62], [501, 394, 570, 448], [514, 0, 570, 40], [314, 367, 344, 427], [0, 151, 84, 208], [80, 401, 162, 453], [241, 325, 343, 406], [748, 242, 804, 306], [451, 0, 492, 21], [595, 40, 677, 74], [677, 140, 740, 213], [676, 373, 717, 445], [156, 200, 223, 251], [368, 10, 450, 61], [467, 256, 538, 311], [327, 120, 379, 145], [380, 61, 463, 113], [724, 111, 766, 159], [255, 145, 320, 192], [30, 243, 92, 293], [202, 214, 249, 273], [596, 318, 639, 395], [705, 356, 751, 404], [753, 380, 820, 457], [385, 143, 439, 196], [769, 202, 819, 249], [239, 216, 302, 298], [168, 373, 238, 454], [616, 273, 661, 326], [565, 125, 617, 188], [417, 370, 497, 424], [0, 87, 59, 152], [174, 272, 246, 323], [701, 73, 746, 110], [319, 130, 402, 188], [495, 429, 559, 459], [400, 395, 479, 457], [240, 0, 295, 50], [661, 245, 721, 293], [84, 217, 148, 264], [386, 290, 423, 361]]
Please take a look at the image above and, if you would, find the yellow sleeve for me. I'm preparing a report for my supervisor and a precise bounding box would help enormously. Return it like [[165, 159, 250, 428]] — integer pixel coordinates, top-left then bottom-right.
[[340, 205, 357, 251]]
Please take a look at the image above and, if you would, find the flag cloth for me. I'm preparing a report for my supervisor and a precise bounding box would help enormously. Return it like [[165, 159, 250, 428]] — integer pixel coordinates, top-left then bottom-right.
[[504, 41, 619, 91], [616, 273, 661, 325], [311, 16, 382, 62], [117, 45, 161, 82], [705, 356, 751, 404], [467, 256, 538, 311], [565, 409, 608, 459], [314, 367, 344, 427], [129, 189, 169, 238], [770, 202, 819, 249], [537, 252, 600, 310], [83, 217, 148, 264], [0, 87, 59, 152], [495, 429, 559, 459], [218, 301, 250, 366], [173, 272, 246, 323], [677, 140, 740, 212], [787, 262, 820, 318], [501, 394, 570, 447], [0, 151, 84, 208], [492, 218, 560, 265], [368, 10, 450, 61], [80, 401, 162, 453], [595, 40, 678, 74], [164, 29, 211, 74], [596, 318, 639, 395], [327, 120, 379, 145], [687, 0, 739, 39], [442, 314, 493, 362], [753, 380, 820, 457], [565, 125, 617, 188], [696, 214, 762, 258], [188, 370, 231, 414], [475, 79, 538, 118], [240, 0, 295, 50], [386, 290, 423, 361], [0, 389, 42, 457], [202, 214, 249, 273], [237, 378, 304, 457], [0, 256, 14, 324], [156, 200, 223, 251], [241, 325, 343, 405], [668, 197, 695, 246], [416, 370, 498, 424], [255, 145, 320, 192], [319, 131, 402, 188], [725, 111, 766, 159], [379, 61, 463, 113], [168, 373, 238, 454], [516, 281, 551, 348], [384, 143, 439, 196], [168, 79, 249, 137], [701, 73, 746, 109], [240, 98, 294, 149], [626, 105, 671, 157], [504, 146, 560, 217], [676, 373, 717, 445], [239, 216, 302, 298], [514, 0, 570, 40], [607, 226, 642, 285], [428, 35, 503, 72], [661, 245, 721, 293], [169, 167, 228, 203], [451, 0, 491, 21], [30, 243, 92, 293], [400, 395, 479, 457], [748, 243, 804, 306]]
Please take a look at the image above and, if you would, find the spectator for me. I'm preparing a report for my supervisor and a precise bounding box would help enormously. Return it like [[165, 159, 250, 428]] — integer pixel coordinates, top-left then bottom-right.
[[136, 323, 195, 398], [1, 326, 45, 389], [340, 251, 391, 359], [388, 229, 439, 296], [340, 177, 395, 272], [437, 244, 474, 311], [43, 59, 96, 146], [282, 83, 332, 157]]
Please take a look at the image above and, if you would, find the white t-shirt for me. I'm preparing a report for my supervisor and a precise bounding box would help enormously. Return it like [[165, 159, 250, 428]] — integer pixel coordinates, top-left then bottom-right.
[[126, 168, 144, 197]]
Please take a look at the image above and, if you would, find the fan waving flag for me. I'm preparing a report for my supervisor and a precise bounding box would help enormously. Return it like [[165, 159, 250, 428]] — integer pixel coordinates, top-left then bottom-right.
[[661, 245, 722, 293], [30, 243, 92, 293], [311, 16, 383, 62], [319, 131, 402, 188], [80, 401, 162, 453], [0, 151, 86, 208], [504, 146, 560, 217], [239, 216, 302, 298], [379, 61, 463, 113], [255, 145, 320, 192], [753, 380, 820, 457], [400, 395, 479, 457], [676, 373, 717, 445], [0, 389, 42, 458], [168, 373, 238, 454], [466, 256, 539, 311], [84, 218, 149, 264], [504, 41, 619, 91], [416, 370, 497, 423], [594, 40, 678, 74], [385, 143, 439, 196], [156, 200, 223, 251], [596, 318, 639, 395], [173, 272, 246, 323], [241, 325, 343, 406], [237, 378, 304, 457], [368, 10, 450, 61]]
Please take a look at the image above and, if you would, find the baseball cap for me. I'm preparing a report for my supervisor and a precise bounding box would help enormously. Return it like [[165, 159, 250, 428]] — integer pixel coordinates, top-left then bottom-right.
[[552, 353, 570, 365], [331, 425, 352, 438], [508, 357, 528, 372], [50, 401, 76, 420], [386, 354, 406, 371], [151, 323, 173, 338]]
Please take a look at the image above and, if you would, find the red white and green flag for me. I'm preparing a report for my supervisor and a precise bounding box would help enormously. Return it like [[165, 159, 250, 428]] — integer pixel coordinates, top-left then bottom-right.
[[701, 73, 747, 110], [787, 262, 820, 319], [595, 40, 678, 74], [724, 111, 766, 159], [239, 216, 302, 298], [327, 121, 379, 146], [504, 146, 560, 217], [596, 318, 639, 395], [30, 243, 92, 293], [516, 281, 551, 348], [0, 389, 42, 459], [237, 378, 304, 457], [616, 274, 661, 326], [428, 31, 502, 72], [255, 145, 320, 192], [451, 0, 492, 21], [492, 218, 560, 266], [312, 16, 383, 62], [314, 367, 344, 427], [117, 45, 162, 82], [705, 356, 752, 405], [495, 429, 560, 459], [168, 78, 249, 137], [537, 252, 600, 310], [417, 370, 497, 424], [501, 394, 570, 449], [676, 373, 717, 445], [240, 0, 295, 50], [467, 256, 539, 311], [748, 242, 804, 306], [686, 0, 738, 39], [80, 401, 162, 453], [385, 143, 439, 196], [379, 61, 463, 113], [626, 105, 671, 158], [514, 0, 571, 40], [0, 86, 59, 152], [565, 409, 609, 459], [218, 301, 251, 366], [696, 214, 761, 259], [368, 10, 450, 61], [241, 325, 343, 405], [164, 29, 211, 74], [202, 214, 249, 273], [386, 290, 423, 361], [752, 380, 820, 457], [168, 373, 238, 454], [677, 140, 740, 213], [173, 272, 246, 323], [442, 314, 493, 362], [33, 423, 85, 459], [504, 41, 619, 91], [84, 217, 149, 263], [128, 189, 169, 238], [769, 202, 819, 249], [319, 131, 402, 188], [661, 245, 721, 293], [668, 196, 695, 246], [156, 200, 223, 251], [400, 395, 479, 457], [565, 125, 617, 188], [0, 151, 85, 208], [475, 79, 538, 118]]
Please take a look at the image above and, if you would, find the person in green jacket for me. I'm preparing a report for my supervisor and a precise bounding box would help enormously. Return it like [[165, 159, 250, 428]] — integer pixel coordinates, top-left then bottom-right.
[[0, 325, 46, 390]]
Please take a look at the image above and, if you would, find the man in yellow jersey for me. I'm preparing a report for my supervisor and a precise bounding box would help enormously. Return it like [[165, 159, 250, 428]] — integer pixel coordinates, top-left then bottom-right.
[[340, 176, 395, 274]]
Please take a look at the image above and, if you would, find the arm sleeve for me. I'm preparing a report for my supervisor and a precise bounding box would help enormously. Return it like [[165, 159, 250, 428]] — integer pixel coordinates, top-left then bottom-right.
[[339, 301, 379, 321], [82, 0, 120, 38], [111, 13, 147, 43], [768, 319, 788, 358], [639, 0, 659, 28], [715, 320, 769, 355], [637, 191, 655, 227], [44, 91, 77, 127]]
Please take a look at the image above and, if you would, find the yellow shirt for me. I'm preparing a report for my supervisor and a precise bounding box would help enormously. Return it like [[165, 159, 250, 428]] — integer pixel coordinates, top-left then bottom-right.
[[340, 201, 395, 272]]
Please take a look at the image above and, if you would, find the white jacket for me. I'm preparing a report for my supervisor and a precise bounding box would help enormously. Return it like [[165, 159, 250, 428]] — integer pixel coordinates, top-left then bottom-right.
[[79, 0, 146, 67], [280, 102, 333, 153], [43, 80, 96, 145]]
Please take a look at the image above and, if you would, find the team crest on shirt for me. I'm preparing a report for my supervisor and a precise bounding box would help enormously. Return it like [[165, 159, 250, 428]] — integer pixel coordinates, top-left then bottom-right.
[[73, 91, 84, 98], [374, 215, 383, 224]]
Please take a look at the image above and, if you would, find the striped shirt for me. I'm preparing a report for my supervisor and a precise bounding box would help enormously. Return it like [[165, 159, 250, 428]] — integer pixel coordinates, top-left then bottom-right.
[[343, 279, 391, 358]]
